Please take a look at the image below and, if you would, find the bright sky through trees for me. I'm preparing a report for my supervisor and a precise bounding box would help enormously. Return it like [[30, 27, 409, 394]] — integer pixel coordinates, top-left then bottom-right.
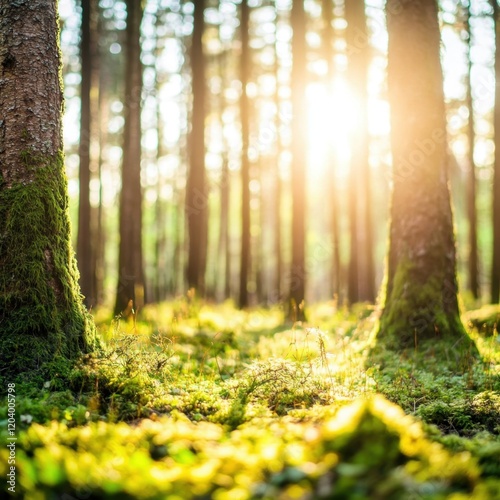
[[56, 0, 498, 304], [58, 0, 495, 187]]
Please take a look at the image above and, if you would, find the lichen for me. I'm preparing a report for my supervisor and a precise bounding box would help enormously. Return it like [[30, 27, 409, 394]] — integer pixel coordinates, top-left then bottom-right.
[[0, 150, 99, 379]]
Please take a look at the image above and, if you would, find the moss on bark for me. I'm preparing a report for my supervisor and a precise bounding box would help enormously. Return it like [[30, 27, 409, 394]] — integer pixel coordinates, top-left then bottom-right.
[[378, 257, 468, 350], [0, 151, 99, 378]]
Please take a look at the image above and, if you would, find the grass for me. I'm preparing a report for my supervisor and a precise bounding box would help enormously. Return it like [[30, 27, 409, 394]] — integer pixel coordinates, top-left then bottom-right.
[[1, 298, 499, 499]]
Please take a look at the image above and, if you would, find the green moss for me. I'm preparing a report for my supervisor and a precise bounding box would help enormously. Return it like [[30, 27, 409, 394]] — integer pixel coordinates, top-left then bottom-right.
[[378, 257, 470, 351], [0, 150, 99, 379], [0, 395, 489, 499], [463, 305, 500, 337]]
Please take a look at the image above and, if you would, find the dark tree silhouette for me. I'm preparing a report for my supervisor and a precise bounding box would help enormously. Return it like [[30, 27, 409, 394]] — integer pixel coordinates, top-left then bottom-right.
[[289, 0, 307, 321], [186, 0, 208, 294], [77, 0, 99, 309], [273, 21, 283, 302], [321, 0, 341, 299], [114, 0, 146, 316], [463, 2, 480, 299], [239, 0, 251, 308], [345, 0, 374, 304], [491, 0, 500, 304]]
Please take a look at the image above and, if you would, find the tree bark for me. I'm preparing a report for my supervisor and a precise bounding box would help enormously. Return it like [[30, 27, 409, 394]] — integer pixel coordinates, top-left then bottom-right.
[[491, 0, 500, 304], [289, 0, 307, 322], [379, 0, 468, 348], [0, 0, 97, 376], [273, 25, 283, 303], [114, 0, 145, 316], [217, 49, 231, 301], [464, 3, 480, 300], [322, 0, 341, 300], [345, 0, 374, 304], [186, 0, 208, 295], [239, 0, 251, 309], [77, 0, 100, 309]]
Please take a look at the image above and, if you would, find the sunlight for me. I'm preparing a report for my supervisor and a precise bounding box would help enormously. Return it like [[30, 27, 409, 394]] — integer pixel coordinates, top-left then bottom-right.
[[306, 78, 359, 178]]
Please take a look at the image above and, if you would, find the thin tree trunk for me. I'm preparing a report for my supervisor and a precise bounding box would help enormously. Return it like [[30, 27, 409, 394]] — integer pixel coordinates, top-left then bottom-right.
[[154, 22, 167, 302], [217, 50, 231, 301], [155, 101, 167, 302], [239, 0, 251, 308], [491, 0, 500, 303], [273, 27, 283, 303], [77, 0, 94, 308], [322, 0, 341, 300], [186, 0, 208, 295], [95, 56, 108, 306], [345, 0, 372, 304], [464, 3, 480, 299], [289, 0, 307, 321], [89, 0, 102, 307], [114, 0, 145, 316]]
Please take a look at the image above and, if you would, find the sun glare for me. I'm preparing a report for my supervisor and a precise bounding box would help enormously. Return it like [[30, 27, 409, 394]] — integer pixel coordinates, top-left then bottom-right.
[[305, 76, 392, 178], [306, 78, 360, 178]]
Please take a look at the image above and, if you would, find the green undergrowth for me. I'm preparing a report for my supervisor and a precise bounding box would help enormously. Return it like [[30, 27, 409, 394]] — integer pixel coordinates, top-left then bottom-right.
[[1, 299, 499, 498]]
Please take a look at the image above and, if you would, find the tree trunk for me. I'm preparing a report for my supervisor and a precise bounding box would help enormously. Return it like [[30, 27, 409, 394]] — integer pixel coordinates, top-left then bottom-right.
[[186, 0, 208, 295], [345, 0, 373, 304], [289, 0, 307, 322], [322, 0, 341, 300], [464, 3, 480, 300], [273, 28, 283, 303], [0, 0, 97, 376], [154, 20, 167, 303], [95, 56, 108, 306], [239, 0, 251, 309], [216, 50, 231, 301], [114, 0, 145, 316], [379, 0, 468, 348], [491, 0, 500, 304], [77, 0, 94, 309]]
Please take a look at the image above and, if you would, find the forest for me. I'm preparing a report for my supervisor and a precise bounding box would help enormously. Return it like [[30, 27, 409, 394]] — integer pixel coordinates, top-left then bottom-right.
[[1, 0, 500, 498]]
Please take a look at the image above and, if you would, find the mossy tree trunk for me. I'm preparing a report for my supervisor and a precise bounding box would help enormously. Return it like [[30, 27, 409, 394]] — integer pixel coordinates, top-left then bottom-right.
[[378, 0, 468, 348], [0, 0, 98, 376], [114, 0, 146, 316]]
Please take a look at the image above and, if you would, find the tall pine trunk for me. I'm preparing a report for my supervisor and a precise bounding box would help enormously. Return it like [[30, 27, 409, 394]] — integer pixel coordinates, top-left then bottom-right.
[[345, 0, 373, 304], [114, 0, 145, 316], [273, 28, 283, 303], [239, 0, 251, 308], [289, 0, 307, 322], [322, 0, 341, 300], [491, 0, 500, 304], [186, 0, 208, 295], [77, 0, 94, 308], [379, 0, 468, 348], [464, 4, 480, 300]]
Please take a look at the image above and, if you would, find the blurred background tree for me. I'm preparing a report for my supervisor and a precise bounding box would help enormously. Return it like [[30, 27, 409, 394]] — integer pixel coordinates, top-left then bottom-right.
[[56, 0, 500, 318]]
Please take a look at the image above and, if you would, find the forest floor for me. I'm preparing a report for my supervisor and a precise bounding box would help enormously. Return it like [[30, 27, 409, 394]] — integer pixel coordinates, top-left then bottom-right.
[[1, 299, 500, 499]]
